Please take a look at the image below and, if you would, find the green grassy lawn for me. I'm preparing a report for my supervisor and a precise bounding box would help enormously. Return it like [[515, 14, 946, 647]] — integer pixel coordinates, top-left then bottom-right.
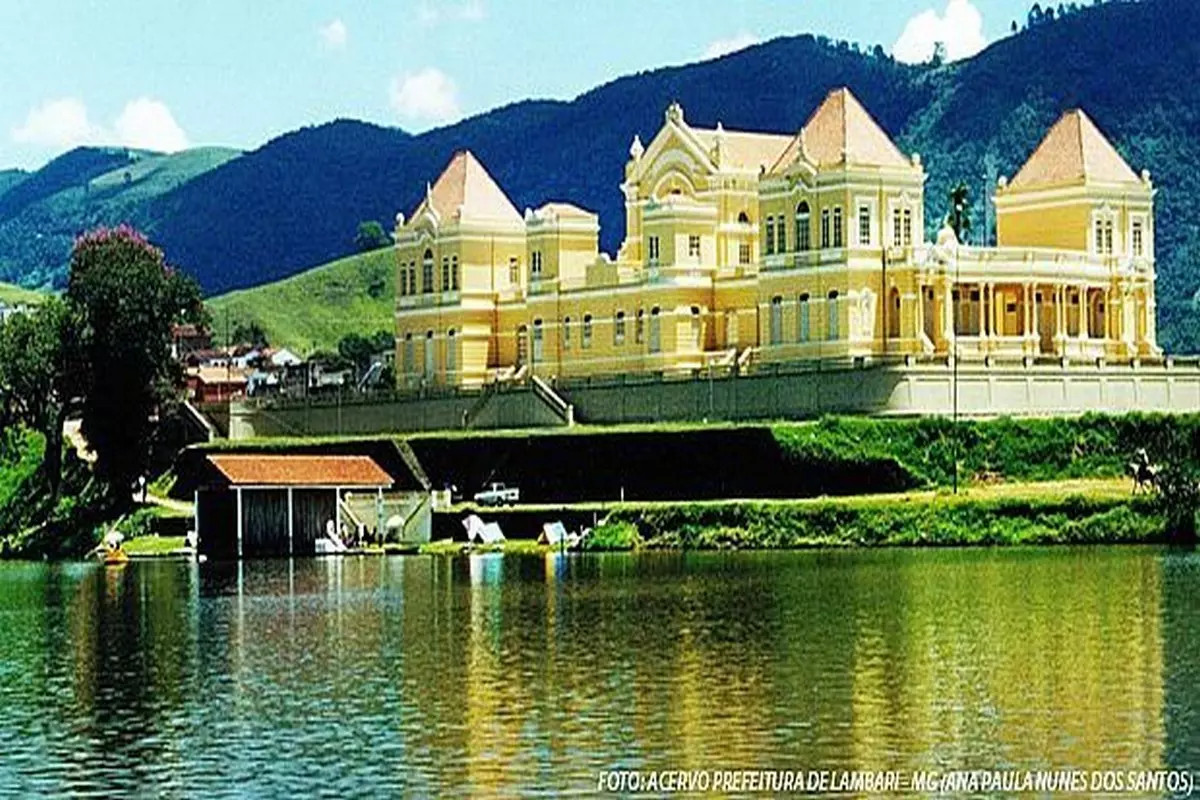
[[205, 247, 393, 355], [124, 535, 188, 556]]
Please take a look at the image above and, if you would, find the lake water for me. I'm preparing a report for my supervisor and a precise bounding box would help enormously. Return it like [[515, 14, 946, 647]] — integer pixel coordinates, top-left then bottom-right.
[[0, 547, 1197, 796]]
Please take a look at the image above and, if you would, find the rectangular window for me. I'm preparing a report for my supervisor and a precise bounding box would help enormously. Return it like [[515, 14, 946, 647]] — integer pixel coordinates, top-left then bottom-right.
[[858, 205, 871, 246], [614, 311, 626, 345], [400, 264, 409, 296], [777, 219, 787, 254], [508, 256, 519, 285], [409, 264, 417, 296], [648, 236, 660, 264], [796, 214, 810, 252], [582, 314, 592, 349], [892, 209, 903, 247], [648, 308, 661, 353], [833, 207, 843, 248], [1095, 219, 1105, 254], [446, 330, 456, 374], [765, 217, 775, 256], [769, 297, 782, 345], [827, 292, 839, 340], [451, 257, 459, 290], [821, 209, 831, 248], [903, 209, 912, 246], [441, 257, 450, 291], [798, 296, 810, 342], [531, 251, 542, 279], [738, 242, 751, 265], [422, 261, 433, 294], [563, 317, 571, 350], [532, 320, 544, 362], [688, 235, 701, 259], [1132, 220, 1144, 257], [1104, 221, 1114, 255]]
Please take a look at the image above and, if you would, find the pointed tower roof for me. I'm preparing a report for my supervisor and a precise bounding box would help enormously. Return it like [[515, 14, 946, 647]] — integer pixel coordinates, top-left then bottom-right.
[[771, 88, 910, 173], [413, 150, 521, 222], [1009, 110, 1140, 190]]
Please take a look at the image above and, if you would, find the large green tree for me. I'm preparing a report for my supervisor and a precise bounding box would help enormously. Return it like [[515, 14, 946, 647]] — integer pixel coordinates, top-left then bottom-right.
[[68, 225, 203, 505], [0, 297, 82, 500]]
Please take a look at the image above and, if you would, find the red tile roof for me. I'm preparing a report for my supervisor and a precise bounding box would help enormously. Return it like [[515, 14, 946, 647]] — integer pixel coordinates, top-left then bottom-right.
[[207, 454, 393, 487]]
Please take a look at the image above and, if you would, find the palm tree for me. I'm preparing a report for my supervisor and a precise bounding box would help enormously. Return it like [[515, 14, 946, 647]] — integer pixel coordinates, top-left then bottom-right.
[[948, 183, 972, 242]]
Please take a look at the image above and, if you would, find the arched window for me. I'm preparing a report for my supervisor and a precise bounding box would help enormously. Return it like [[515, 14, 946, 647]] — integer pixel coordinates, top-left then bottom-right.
[[797, 293, 810, 342], [424, 330, 435, 377], [795, 202, 811, 252], [648, 307, 661, 353], [765, 216, 776, 256], [614, 310, 626, 345], [827, 291, 840, 340], [446, 329, 457, 375], [737, 211, 750, 224], [422, 250, 434, 294], [403, 333, 414, 380], [635, 309, 645, 344], [769, 296, 783, 345], [582, 314, 593, 349], [563, 316, 572, 350], [690, 306, 702, 348]]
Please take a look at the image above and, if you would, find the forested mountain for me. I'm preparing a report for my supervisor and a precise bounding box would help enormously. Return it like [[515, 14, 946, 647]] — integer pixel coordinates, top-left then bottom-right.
[[0, 147, 239, 289], [3, 0, 1200, 348]]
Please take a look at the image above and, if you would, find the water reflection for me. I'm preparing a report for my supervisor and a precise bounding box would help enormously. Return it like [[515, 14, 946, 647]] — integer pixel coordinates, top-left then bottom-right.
[[0, 547, 1194, 795]]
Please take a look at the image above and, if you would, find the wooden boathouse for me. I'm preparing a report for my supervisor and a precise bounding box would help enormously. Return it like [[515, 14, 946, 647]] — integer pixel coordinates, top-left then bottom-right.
[[195, 454, 394, 558]]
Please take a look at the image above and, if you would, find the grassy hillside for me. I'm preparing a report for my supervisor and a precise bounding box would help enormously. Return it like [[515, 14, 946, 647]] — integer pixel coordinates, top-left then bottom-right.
[[0, 281, 44, 305], [205, 247, 393, 354]]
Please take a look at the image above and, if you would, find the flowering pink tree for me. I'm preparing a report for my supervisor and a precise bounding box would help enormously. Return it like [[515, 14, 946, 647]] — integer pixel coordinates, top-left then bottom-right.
[[69, 225, 204, 504]]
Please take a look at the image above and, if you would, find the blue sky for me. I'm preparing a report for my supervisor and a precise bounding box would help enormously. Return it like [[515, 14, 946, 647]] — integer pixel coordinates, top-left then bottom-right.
[[0, 0, 1034, 171]]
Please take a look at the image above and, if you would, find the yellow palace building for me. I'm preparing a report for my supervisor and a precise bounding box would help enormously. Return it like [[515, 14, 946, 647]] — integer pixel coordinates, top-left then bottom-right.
[[393, 87, 1159, 391]]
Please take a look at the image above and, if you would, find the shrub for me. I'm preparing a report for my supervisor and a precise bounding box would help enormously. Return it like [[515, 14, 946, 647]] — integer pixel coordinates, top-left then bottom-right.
[[585, 520, 642, 551]]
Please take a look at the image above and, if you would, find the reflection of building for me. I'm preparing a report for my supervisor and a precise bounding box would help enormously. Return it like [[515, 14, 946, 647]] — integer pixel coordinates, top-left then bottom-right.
[[394, 87, 1159, 391]]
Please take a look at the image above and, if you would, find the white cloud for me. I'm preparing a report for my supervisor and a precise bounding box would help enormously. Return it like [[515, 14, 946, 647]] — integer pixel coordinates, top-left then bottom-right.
[[417, 0, 486, 26], [11, 96, 188, 153], [112, 98, 189, 152], [319, 18, 348, 50], [893, 0, 987, 64], [11, 98, 100, 149], [389, 68, 461, 124], [703, 32, 760, 60]]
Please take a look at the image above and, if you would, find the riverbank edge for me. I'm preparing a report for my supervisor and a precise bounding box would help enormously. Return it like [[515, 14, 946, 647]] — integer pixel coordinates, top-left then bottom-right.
[[586, 491, 1168, 551]]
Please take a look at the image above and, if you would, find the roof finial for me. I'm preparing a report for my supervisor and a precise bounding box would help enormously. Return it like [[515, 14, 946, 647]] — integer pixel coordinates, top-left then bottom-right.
[[713, 121, 725, 165], [630, 134, 644, 161], [666, 101, 684, 126]]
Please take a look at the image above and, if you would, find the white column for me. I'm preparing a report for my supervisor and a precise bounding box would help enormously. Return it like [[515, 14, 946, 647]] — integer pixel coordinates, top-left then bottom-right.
[[287, 486, 295, 556], [236, 486, 244, 559]]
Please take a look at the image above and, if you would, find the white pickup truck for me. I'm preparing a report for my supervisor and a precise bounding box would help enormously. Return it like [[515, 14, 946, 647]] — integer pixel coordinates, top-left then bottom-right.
[[473, 482, 520, 506]]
